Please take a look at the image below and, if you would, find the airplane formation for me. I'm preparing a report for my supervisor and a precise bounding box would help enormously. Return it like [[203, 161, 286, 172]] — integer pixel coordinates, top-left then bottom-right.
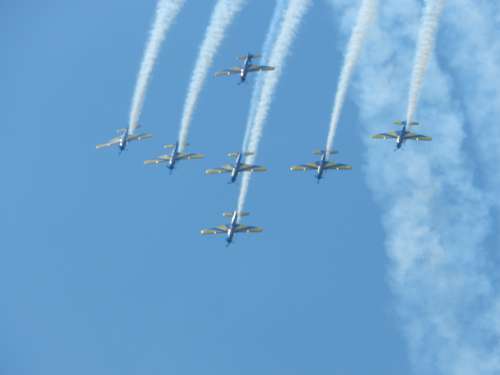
[[97, 53, 432, 246]]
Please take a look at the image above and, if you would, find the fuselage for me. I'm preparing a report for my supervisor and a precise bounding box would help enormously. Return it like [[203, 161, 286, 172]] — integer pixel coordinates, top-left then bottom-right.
[[315, 152, 327, 182], [226, 212, 239, 245], [396, 121, 409, 149], [119, 130, 129, 152], [240, 54, 254, 83], [168, 142, 179, 171], [230, 153, 243, 183]]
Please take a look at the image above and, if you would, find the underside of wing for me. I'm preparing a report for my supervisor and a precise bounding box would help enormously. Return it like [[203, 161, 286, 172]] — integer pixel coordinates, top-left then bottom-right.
[[259, 65, 275, 72], [405, 133, 432, 141], [180, 153, 205, 160], [205, 167, 231, 175], [247, 64, 262, 72], [96, 137, 119, 149], [324, 162, 352, 170], [371, 132, 398, 140], [129, 132, 153, 142], [96, 142, 113, 149], [290, 163, 317, 171], [201, 226, 227, 235], [239, 164, 267, 172], [144, 157, 169, 165], [214, 68, 240, 77], [235, 225, 263, 233]]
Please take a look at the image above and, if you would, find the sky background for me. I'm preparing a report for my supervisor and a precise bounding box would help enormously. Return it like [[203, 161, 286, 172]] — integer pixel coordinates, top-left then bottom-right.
[[3, 0, 496, 374]]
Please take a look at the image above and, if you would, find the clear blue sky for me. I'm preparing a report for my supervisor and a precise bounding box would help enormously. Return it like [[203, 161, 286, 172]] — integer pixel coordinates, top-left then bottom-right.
[[2, 1, 410, 373]]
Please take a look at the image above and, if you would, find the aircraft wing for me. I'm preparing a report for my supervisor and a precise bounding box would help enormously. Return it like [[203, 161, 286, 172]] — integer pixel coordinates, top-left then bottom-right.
[[144, 156, 171, 165], [238, 164, 267, 172], [259, 65, 275, 72], [371, 131, 398, 140], [96, 136, 120, 149], [290, 163, 318, 171], [178, 153, 205, 160], [201, 225, 229, 235], [247, 64, 275, 73], [404, 132, 432, 141], [324, 162, 352, 171], [128, 132, 153, 142], [205, 166, 232, 174], [234, 225, 263, 233], [214, 67, 240, 77]]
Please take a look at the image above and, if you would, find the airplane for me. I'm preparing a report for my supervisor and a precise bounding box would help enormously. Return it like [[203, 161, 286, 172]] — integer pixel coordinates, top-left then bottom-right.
[[144, 141, 204, 173], [96, 126, 152, 153], [371, 120, 432, 150], [205, 151, 267, 184], [200, 211, 263, 246], [290, 149, 352, 183], [214, 52, 275, 84]]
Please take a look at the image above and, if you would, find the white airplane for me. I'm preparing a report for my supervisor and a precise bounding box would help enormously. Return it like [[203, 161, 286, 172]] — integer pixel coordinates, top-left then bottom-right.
[[144, 141, 204, 174], [290, 149, 352, 183], [215, 53, 275, 84], [201, 211, 263, 246], [205, 152, 267, 184], [371, 120, 432, 150], [96, 126, 152, 153]]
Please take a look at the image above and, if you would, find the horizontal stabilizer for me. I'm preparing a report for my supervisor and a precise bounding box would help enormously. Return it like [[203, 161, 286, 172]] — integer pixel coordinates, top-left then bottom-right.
[[223, 211, 249, 218], [116, 128, 127, 133], [238, 53, 261, 61], [394, 120, 419, 126], [227, 151, 254, 158], [313, 149, 338, 156]]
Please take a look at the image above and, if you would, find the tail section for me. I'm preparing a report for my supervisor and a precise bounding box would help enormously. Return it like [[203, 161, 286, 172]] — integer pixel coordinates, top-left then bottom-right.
[[394, 120, 419, 126], [238, 53, 261, 61], [313, 149, 338, 156], [223, 211, 249, 218], [227, 151, 254, 158]]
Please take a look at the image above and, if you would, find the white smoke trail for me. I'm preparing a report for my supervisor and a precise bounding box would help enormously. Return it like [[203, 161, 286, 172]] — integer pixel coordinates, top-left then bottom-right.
[[443, 0, 500, 192], [324, 0, 376, 154], [128, 0, 185, 134], [177, 0, 246, 152], [237, 0, 311, 214], [330, 0, 499, 374], [405, 0, 446, 125], [242, 0, 287, 150]]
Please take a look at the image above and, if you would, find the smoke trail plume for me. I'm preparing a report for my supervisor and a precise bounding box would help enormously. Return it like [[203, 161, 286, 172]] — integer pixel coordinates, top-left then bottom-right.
[[242, 0, 287, 150], [177, 0, 246, 152], [325, 0, 376, 154], [128, 0, 185, 134], [237, 0, 311, 214], [443, 0, 500, 192], [405, 0, 446, 125], [330, 0, 500, 374]]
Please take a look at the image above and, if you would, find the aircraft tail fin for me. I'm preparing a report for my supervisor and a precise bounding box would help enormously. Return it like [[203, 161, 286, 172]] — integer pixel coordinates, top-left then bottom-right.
[[238, 53, 261, 61], [223, 211, 249, 218], [313, 149, 338, 156], [394, 120, 419, 126], [227, 151, 254, 158], [164, 142, 188, 149]]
